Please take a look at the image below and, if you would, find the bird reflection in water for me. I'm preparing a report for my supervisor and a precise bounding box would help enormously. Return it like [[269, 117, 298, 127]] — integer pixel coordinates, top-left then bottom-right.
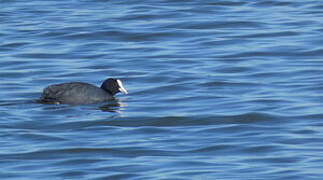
[[99, 98, 127, 113]]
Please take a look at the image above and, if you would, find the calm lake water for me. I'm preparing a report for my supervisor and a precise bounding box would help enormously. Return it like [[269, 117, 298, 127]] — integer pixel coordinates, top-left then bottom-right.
[[1, 0, 323, 179]]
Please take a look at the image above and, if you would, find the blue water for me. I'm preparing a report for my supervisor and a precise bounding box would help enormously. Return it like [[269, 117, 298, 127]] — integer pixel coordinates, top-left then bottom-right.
[[1, 0, 323, 179]]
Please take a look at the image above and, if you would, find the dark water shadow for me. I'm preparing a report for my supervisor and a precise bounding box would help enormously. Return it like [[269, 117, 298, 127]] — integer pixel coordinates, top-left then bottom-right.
[[98, 99, 127, 113], [35, 97, 127, 114]]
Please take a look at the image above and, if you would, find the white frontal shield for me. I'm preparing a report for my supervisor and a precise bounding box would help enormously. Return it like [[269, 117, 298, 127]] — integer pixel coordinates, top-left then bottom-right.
[[117, 79, 128, 94]]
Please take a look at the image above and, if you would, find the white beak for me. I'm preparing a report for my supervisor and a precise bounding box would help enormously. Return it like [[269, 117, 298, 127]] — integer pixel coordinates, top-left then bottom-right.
[[117, 79, 128, 95]]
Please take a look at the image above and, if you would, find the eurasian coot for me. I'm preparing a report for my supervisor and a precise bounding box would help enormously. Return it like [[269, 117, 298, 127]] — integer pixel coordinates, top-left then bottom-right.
[[39, 78, 127, 105]]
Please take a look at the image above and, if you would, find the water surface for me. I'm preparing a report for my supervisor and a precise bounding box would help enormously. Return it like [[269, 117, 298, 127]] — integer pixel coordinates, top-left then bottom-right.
[[1, 0, 323, 179]]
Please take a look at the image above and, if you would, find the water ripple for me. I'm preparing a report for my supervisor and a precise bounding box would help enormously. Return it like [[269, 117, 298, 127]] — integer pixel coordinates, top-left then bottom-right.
[[1, 0, 323, 179]]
